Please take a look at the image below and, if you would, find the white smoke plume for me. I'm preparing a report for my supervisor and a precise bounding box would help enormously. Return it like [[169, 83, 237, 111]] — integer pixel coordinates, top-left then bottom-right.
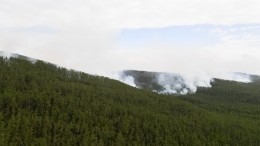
[[117, 76, 137, 88], [115, 70, 252, 94], [0, 1, 260, 91], [214, 72, 252, 83], [0, 51, 37, 64], [0, 51, 253, 94], [110, 71, 137, 87], [0, 51, 18, 59]]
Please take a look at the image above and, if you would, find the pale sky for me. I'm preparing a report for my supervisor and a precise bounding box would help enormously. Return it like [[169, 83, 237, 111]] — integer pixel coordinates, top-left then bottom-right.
[[1, 0, 260, 76]]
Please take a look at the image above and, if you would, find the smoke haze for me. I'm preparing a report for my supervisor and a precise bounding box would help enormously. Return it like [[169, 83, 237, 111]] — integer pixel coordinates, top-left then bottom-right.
[[116, 70, 251, 94], [1, 0, 260, 93]]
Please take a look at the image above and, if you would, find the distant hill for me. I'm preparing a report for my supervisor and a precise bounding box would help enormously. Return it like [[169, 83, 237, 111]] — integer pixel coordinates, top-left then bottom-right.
[[121, 70, 256, 94], [122, 70, 188, 93], [0, 54, 259, 145]]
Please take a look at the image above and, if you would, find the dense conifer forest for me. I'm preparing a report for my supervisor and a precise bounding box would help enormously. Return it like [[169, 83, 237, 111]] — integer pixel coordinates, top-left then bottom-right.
[[0, 56, 259, 145]]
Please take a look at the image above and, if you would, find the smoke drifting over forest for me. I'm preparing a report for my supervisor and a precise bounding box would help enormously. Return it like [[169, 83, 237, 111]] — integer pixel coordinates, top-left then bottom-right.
[[0, 51, 253, 94], [1, 0, 260, 94], [115, 70, 252, 94]]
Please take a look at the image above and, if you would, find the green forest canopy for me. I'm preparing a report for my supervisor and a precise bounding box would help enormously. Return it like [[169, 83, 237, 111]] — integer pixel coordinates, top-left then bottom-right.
[[0, 56, 259, 145]]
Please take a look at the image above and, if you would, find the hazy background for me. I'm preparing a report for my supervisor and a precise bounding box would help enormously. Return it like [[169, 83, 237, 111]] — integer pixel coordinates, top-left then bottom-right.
[[1, 0, 260, 78]]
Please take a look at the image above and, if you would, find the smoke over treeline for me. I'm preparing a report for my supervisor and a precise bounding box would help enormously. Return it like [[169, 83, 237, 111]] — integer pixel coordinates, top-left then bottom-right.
[[0, 51, 254, 94], [116, 70, 252, 94]]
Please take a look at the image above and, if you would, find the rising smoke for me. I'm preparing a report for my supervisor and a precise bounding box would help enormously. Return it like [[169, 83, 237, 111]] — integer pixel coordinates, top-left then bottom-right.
[[0, 51, 253, 94], [116, 70, 252, 94]]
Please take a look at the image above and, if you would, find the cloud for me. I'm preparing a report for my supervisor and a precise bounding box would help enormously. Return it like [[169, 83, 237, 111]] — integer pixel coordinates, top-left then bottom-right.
[[0, 0, 260, 77], [114, 25, 260, 76], [1, 0, 260, 29]]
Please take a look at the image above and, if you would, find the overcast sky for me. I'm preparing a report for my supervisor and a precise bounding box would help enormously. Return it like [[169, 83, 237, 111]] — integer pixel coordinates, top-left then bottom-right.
[[1, 0, 260, 76]]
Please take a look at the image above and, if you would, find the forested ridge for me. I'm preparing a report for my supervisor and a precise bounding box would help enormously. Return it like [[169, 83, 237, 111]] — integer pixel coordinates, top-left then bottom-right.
[[0, 56, 259, 146]]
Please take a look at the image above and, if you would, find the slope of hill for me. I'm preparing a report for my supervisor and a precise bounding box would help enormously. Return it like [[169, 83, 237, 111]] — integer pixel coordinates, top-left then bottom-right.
[[0, 56, 259, 145], [121, 70, 252, 94]]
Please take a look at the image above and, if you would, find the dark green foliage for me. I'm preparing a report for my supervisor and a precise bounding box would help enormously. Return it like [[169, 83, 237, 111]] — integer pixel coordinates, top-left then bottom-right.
[[0, 56, 259, 145]]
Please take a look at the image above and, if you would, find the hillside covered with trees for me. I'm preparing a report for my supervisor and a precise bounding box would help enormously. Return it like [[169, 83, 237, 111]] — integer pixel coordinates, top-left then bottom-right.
[[0, 56, 259, 145]]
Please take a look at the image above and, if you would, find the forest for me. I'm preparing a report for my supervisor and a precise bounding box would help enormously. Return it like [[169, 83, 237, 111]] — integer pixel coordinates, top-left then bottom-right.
[[0, 56, 259, 145]]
